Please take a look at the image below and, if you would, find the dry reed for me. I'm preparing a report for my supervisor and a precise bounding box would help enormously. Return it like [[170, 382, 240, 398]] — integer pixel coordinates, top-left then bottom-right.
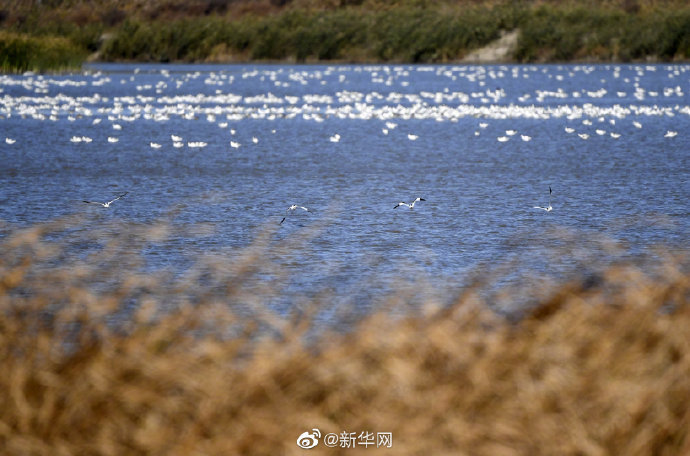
[[0, 216, 688, 455]]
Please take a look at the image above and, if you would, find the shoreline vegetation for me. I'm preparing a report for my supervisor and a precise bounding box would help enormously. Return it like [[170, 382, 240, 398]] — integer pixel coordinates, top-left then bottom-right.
[[3, 1, 690, 72], [1, 217, 689, 453]]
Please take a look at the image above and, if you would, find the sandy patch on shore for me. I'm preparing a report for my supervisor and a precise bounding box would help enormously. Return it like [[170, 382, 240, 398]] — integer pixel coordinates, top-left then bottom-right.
[[463, 29, 519, 63]]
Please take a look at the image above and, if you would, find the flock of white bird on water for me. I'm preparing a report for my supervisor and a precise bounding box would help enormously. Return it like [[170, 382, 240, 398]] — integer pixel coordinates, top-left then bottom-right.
[[8, 64, 685, 221], [2, 64, 687, 148]]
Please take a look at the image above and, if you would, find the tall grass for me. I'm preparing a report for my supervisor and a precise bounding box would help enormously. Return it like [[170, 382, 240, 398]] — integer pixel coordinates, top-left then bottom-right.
[[516, 5, 690, 61], [0, 32, 85, 73], [1, 215, 688, 454], [100, 7, 514, 63], [89, 2, 690, 63], [5, 1, 690, 67]]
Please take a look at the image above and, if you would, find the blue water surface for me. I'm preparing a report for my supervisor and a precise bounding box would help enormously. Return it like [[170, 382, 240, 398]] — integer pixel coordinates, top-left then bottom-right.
[[1, 63, 688, 310]]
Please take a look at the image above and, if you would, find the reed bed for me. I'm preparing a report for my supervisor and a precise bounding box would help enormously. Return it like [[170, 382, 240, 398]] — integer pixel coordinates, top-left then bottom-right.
[[0, 32, 86, 73], [0, 215, 688, 455], [5, 0, 690, 70]]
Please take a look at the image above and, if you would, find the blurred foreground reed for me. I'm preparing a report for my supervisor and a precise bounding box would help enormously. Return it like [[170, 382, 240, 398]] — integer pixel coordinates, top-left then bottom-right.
[[1, 216, 688, 455]]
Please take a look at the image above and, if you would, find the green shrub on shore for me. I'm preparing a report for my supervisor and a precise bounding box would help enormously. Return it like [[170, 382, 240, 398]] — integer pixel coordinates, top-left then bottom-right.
[[0, 32, 85, 73]]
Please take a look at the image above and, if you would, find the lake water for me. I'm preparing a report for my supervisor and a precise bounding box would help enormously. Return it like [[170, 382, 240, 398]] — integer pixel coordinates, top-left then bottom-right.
[[1, 63, 688, 311]]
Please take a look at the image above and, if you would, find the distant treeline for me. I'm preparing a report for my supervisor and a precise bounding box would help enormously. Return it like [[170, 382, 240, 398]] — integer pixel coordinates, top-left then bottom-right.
[[3, 1, 690, 70]]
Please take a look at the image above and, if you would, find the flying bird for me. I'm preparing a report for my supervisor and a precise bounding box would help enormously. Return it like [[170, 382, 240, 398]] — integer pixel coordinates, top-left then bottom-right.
[[533, 186, 552, 212], [280, 204, 312, 224], [83, 192, 128, 208], [394, 197, 425, 209]]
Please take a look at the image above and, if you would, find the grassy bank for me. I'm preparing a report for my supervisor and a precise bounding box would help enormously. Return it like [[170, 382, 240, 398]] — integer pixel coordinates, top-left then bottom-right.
[[1, 216, 689, 454], [0, 32, 86, 73], [516, 5, 690, 61], [99, 7, 517, 63], [4, 1, 690, 70]]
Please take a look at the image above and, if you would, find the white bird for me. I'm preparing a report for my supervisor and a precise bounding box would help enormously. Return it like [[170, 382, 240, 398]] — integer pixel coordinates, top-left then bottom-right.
[[382, 128, 389, 135], [394, 197, 425, 209], [497, 136, 509, 142], [596, 129, 606, 135], [407, 134, 418, 141], [610, 132, 621, 139], [5, 138, 16, 144], [385, 121, 398, 129], [578, 133, 589, 140], [664, 130, 678, 138], [280, 205, 312, 224], [171, 134, 182, 141], [330, 134, 340, 143], [479, 122, 488, 129], [230, 141, 241, 148], [521, 135, 532, 142], [150, 142, 162, 148], [633, 121, 642, 129], [107, 137, 119, 143], [533, 186, 553, 212], [83, 192, 128, 208], [252, 137, 259, 144], [506, 130, 517, 136], [565, 127, 575, 133]]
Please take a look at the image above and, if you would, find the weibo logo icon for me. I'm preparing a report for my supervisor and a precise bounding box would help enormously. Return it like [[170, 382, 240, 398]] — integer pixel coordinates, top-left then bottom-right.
[[296, 429, 321, 449]]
